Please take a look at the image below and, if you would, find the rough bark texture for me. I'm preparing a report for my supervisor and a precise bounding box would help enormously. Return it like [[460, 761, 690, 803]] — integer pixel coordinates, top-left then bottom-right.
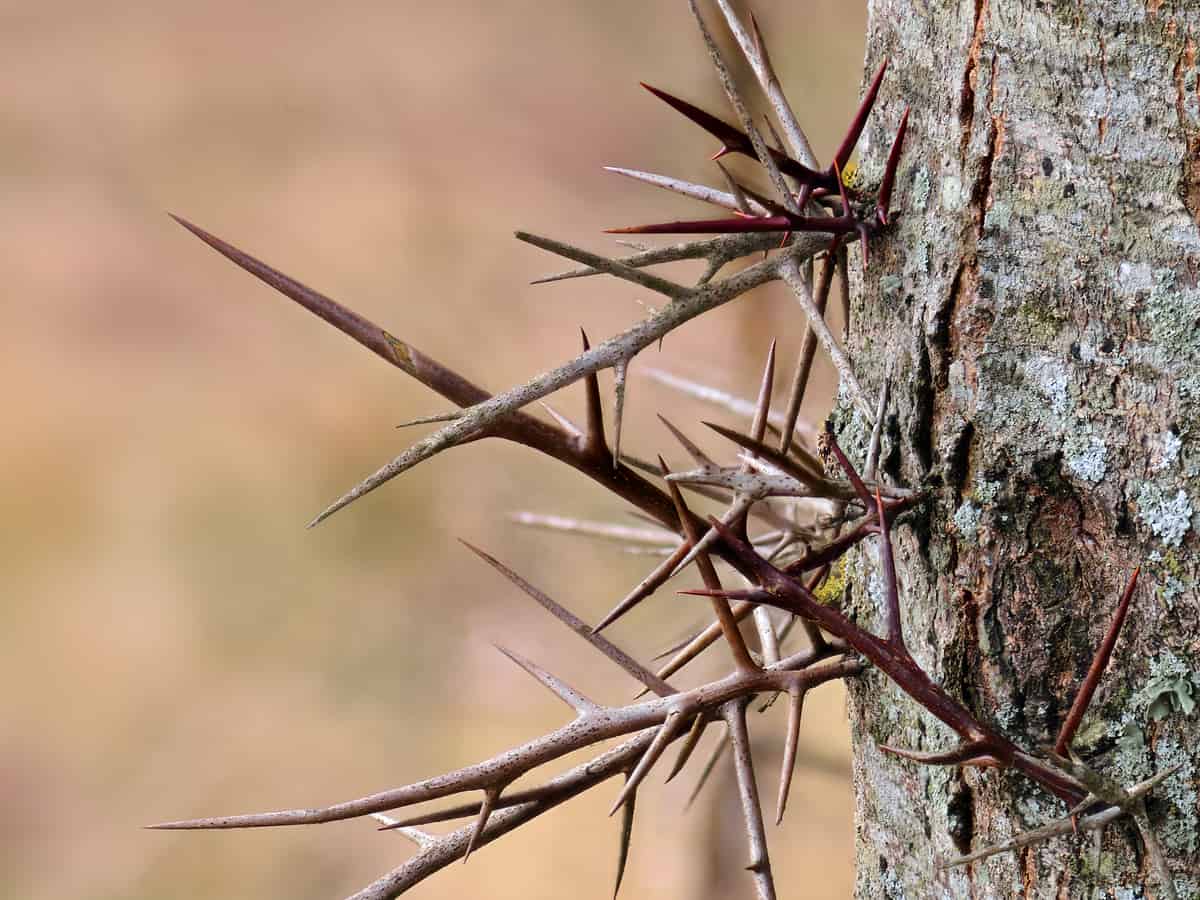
[[841, 1, 1200, 896]]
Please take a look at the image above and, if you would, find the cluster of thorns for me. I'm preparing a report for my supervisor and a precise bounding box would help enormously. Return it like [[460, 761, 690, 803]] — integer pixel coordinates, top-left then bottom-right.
[[153, 3, 1181, 898]]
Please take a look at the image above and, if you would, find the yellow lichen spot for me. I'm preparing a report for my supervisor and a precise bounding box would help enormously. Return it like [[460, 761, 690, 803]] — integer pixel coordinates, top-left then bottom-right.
[[814, 556, 851, 606], [840, 160, 861, 190]]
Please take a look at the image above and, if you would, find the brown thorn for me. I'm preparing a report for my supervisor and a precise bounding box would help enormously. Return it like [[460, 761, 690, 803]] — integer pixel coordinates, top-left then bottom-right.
[[666, 712, 711, 783], [663, 456, 757, 673], [462, 787, 501, 862], [580, 329, 609, 460], [685, 723, 730, 809], [461, 540, 676, 697], [593, 542, 691, 634], [613, 772, 637, 899], [778, 253, 835, 456], [609, 710, 690, 815], [750, 339, 777, 445], [775, 685, 806, 825]]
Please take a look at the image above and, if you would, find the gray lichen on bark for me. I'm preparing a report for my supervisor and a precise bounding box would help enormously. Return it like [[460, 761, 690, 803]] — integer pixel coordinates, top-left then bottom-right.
[[844, 0, 1200, 896]]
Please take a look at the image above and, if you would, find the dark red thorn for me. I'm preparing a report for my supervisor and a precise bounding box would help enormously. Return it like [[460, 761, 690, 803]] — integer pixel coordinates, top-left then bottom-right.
[[639, 82, 836, 191], [875, 488, 905, 650], [821, 424, 873, 511], [877, 107, 910, 225], [579, 329, 608, 460], [1053, 568, 1141, 756], [830, 57, 889, 175], [606, 215, 792, 235], [857, 223, 871, 268]]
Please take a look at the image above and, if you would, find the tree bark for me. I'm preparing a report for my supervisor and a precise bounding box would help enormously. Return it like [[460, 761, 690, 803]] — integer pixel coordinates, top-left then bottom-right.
[[845, 1, 1200, 896]]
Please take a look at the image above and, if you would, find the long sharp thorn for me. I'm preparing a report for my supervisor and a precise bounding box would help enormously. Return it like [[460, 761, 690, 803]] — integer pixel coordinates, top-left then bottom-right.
[[878, 740, 993, 766], [864, 378, 891, 480], [663, 457, 756, 672], [877, 107, 910, 225], [830, 57, 889, 174], [638, 83, 832, 190], [462, 788, 499, 862], [750, 340, 777, 445], [612, 358, 630, 469], [395, 411, 463, 428], [613, 773, 638, 899], [593, 542, 691, 634], [493, 644, 599, 715], [606, 215, 794, 236], [371, 814, 436, 850], [579, 329, 608, 458], [715, 160, 754, 214], [823, 424, 873, 510], [724, 701, 777, 900], [775, 686, 806, 825], [779, 253, 835, 455], [875, 488, 905, 649], [461, 541, 676, 697], [516, 231, 688, 298], [666, 713, 711, 783], [603, 165, 765, 215], [1053, 568, 1141, 756], [653, 601, 756, 687], [685, 723, 730, 809], [540, 401, 582, 438], [703, 421, 825, 486], [836, 246, 851, 342], [658, 415, 717, 468], [170, 215, 408, 372], [609, 711, 690, 815]]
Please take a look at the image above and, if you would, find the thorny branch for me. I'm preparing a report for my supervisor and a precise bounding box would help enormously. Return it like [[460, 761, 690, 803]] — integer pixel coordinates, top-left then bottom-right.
[[157, 3, 1182, 899]]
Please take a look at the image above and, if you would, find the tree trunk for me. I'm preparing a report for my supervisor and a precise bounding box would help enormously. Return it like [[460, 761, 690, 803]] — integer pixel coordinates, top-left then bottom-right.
[[845, 1, 1200, 896]]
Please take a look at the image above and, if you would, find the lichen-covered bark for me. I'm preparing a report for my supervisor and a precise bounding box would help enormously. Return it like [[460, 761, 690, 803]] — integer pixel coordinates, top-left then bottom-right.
[[838, 1, 1200, 896]]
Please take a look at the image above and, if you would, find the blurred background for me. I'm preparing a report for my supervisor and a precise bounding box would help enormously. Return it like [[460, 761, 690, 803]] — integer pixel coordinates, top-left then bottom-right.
[[0, 2, 867, 897]]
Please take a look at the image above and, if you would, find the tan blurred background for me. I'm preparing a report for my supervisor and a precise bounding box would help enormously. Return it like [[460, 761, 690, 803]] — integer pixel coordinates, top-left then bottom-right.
[[0, 2, 867, 898]]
